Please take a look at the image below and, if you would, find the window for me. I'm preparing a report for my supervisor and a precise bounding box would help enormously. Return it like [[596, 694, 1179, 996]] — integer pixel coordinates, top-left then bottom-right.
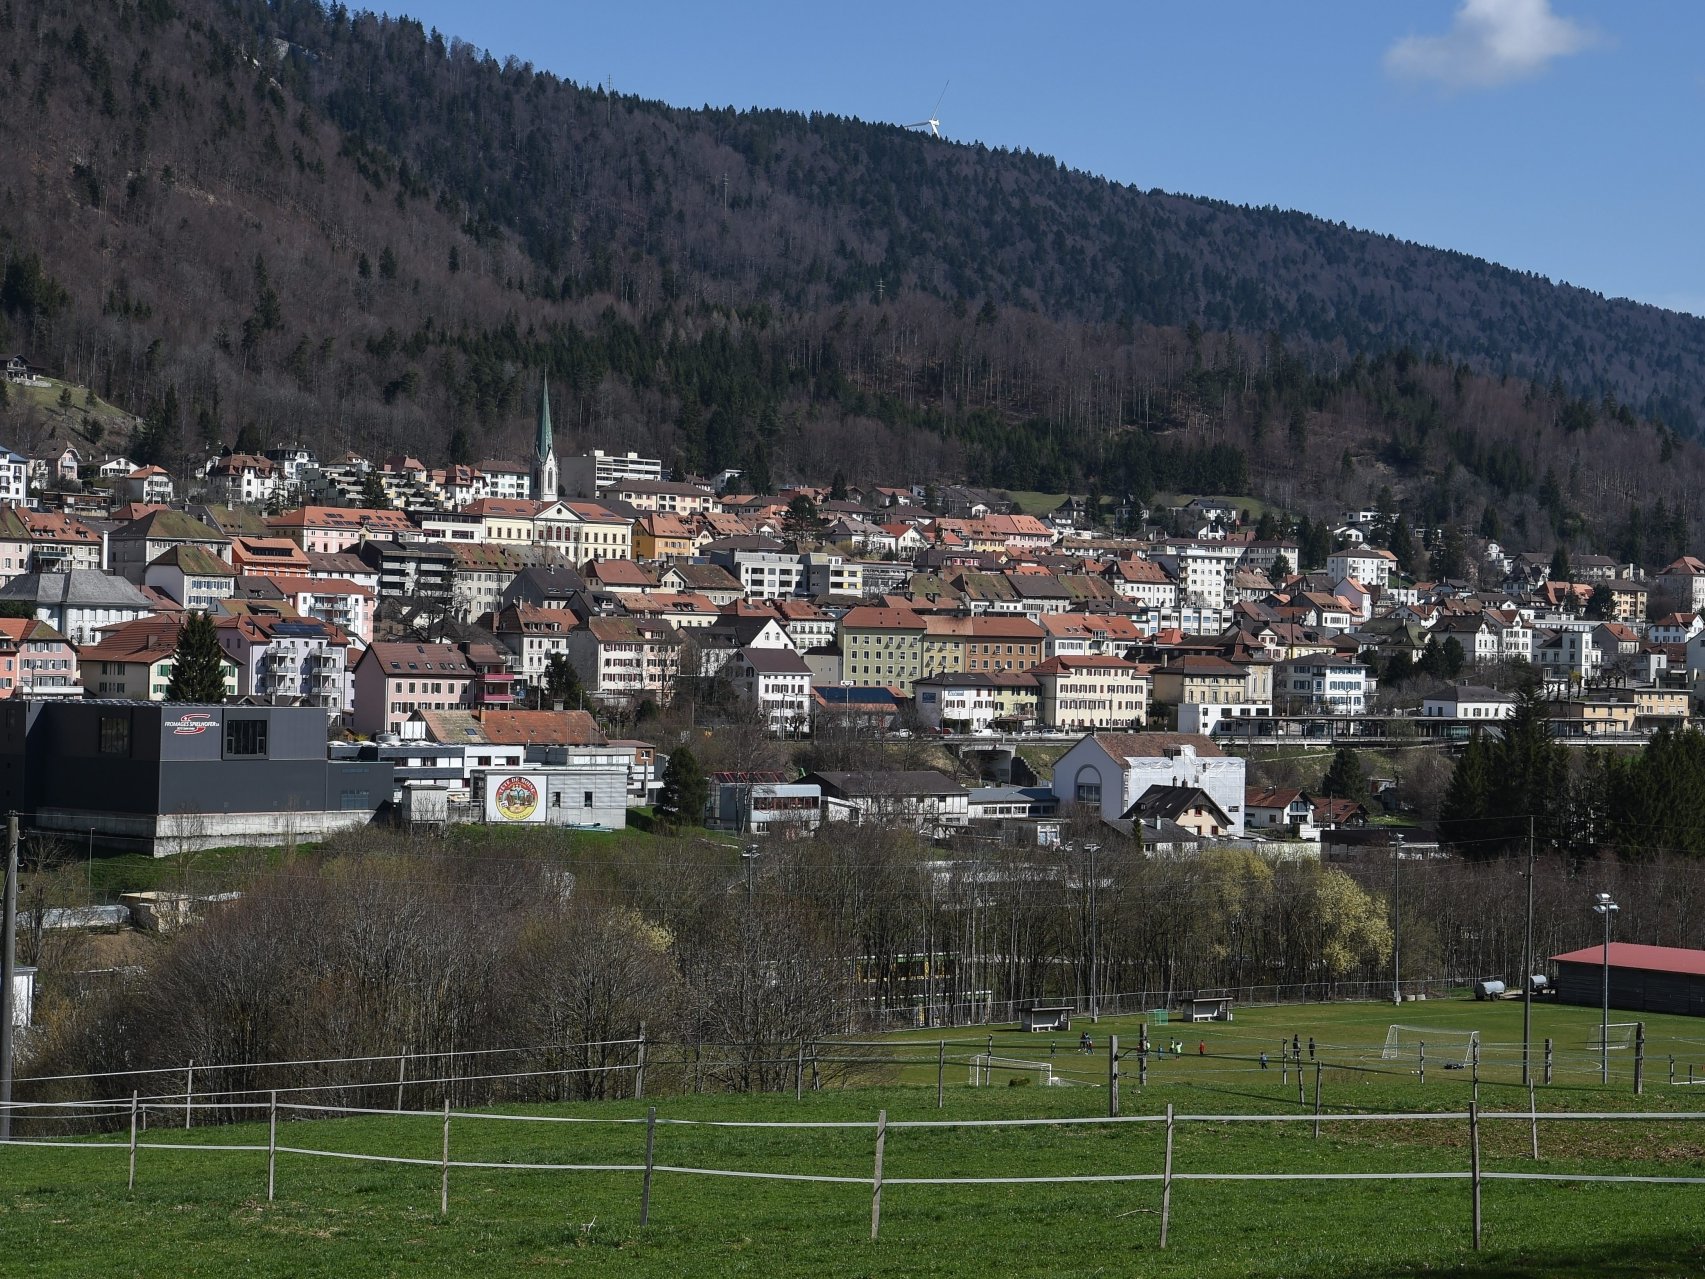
[[583, 790, 594, 808], [99, 715, 131, 756], [225, 718, 269, 758]]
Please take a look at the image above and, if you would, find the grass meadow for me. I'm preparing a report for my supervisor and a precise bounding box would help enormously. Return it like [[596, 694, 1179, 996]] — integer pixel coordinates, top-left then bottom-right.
[[3, 998, 1704, 1277]]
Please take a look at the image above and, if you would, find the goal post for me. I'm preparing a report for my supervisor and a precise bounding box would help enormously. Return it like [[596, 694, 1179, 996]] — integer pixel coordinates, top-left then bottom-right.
[[1587, 1023, 1639, 1051], [1381, 1024, 1480, 1065], [968, 1054, 1058, 1087]]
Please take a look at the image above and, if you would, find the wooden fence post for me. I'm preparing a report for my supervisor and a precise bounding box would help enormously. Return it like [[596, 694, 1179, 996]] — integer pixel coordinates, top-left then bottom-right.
[[1418, 1041, 1425, 1086], [869, 1109, 888, 1242], [1528, 1080, 1539, 1160], [1159, 1103, 1176, 1250], [1544, 1038, 1553, 1085], [267, 1090, 278, 1201], [1312, 1062, 1322, 1139], [1296, 1054, 1305, 1107], [1108, 1036, 1119, 1118], [1668, 1054, 1675, 1086], [1469, 1100, 1482, 1250], [1138, 1022, 1148, 1088], [639, 1106, 657, 1226], [936, 1041, 945, 1109], [1472, 1040, 1480, 1108], [796, 1042, 805, 1102], [395, 1046, 409, 1112], [1634, 1022, 1645, 1096], [439, 1099, 451, 1217], [184, 1059, 194, 1130], [635, 1024, 648, 1101], [1280, 1041, 1288, 1088], [127, 1091, 138, 1191]]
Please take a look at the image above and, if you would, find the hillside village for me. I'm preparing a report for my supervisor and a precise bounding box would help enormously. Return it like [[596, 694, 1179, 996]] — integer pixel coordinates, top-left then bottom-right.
[[3, 361, 1704, 856]]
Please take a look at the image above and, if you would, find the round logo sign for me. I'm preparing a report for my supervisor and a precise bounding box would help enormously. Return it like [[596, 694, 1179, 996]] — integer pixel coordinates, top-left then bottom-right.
[[493, 775, 540, 822]]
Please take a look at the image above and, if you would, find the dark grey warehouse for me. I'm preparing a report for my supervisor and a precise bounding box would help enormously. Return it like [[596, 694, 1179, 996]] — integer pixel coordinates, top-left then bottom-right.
[[0, 700, 392, 856]]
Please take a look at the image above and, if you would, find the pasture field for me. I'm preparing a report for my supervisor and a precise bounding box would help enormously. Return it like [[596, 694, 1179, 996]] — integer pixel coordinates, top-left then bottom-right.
[[3, 997, 1704, 1277]]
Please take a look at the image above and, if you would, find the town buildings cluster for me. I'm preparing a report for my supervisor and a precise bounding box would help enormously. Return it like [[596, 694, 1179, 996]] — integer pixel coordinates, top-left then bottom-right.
[[4, 374, 1703, 853]]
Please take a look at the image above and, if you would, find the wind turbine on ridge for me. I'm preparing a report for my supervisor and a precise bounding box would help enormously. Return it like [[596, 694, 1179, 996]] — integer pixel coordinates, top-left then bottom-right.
[[905, 81, 949, 137]]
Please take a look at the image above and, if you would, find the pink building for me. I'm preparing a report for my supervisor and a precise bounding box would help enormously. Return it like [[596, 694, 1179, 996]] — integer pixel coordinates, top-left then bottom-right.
[[351, 641, 475, 737]]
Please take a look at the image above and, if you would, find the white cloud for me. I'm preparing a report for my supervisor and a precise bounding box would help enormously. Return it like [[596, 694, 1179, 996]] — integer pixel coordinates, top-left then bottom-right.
[[1385, 0, 1596, 90]]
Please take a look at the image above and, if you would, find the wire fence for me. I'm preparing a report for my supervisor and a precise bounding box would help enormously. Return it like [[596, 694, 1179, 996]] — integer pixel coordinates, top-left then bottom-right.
[[4, 1092, 1703, 1247], [866, 978, 1455, 1029]]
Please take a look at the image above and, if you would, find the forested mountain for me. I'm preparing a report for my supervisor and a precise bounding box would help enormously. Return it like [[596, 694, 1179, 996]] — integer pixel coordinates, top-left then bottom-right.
[[3, 0, 1704, 554]]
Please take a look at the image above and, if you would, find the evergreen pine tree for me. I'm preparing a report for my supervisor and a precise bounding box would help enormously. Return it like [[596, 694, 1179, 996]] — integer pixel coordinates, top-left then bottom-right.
[[1550, 545, 1572, 583], [1319, 747, 1365, 799], [657, 745, 708, 826], [166, 612, 228, 702], [829, 470, 848, 502], [360, 470, 389, 509], [1440, 733, 1492, 847]]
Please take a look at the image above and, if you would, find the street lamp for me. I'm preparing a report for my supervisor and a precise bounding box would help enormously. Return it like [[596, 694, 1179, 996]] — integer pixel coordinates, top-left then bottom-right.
[[1593, 892, 1619, 1085]]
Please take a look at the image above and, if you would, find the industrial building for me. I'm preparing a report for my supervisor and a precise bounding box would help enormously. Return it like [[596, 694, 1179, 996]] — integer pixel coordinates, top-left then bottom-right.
[[0, 700, 392, 855], [1550, 942, 1705, 1017]]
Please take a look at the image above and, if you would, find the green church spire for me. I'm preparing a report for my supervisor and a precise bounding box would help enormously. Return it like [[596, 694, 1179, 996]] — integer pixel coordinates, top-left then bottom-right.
[[536, 375, 554, 459]]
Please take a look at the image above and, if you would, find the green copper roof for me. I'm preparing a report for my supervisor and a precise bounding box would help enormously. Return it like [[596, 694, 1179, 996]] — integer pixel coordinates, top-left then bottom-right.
[[536, 375, 553, 460]]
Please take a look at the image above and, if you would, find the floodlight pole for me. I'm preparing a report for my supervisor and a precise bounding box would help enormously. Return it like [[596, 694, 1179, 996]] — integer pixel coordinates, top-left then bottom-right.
[[1, 813, 17, 1142], [1594, 892, 1618, 1085], [1521, 818, 1535, 1086], [1391, 834, 1403, 1005]]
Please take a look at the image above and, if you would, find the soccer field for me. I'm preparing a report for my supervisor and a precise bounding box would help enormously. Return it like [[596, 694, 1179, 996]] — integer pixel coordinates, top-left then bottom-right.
[[3, 997, 1704, 1277]]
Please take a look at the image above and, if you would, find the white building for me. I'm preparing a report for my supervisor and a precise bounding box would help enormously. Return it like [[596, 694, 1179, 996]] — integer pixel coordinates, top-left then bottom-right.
[[0, 447, 28, 503], [1051, 732, 1246, 837], [1327, 547, 1398, 589], [1421, 686, 1517, 721], [1274, 656, 1376, 714], [914, 674, 999, 733]]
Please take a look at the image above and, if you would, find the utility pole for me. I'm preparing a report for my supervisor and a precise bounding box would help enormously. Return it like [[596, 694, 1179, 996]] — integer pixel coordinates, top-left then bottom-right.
[[1521, 817, 1536, 1086], [1, 813, 17, 1142], [1391, 833, 1403, 1005]]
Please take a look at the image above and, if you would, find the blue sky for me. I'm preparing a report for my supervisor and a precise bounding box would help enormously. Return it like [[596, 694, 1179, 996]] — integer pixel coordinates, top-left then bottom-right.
[[390, 1, 1704, 315]]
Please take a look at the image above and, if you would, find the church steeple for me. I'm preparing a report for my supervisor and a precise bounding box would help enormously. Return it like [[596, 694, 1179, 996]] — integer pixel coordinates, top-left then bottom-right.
[[534, 374, 558, 502]]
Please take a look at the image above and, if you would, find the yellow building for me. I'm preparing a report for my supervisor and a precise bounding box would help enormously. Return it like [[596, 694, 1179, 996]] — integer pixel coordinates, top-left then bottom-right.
[[633, 513, 696, 561], [920, 616, 1046, 678]]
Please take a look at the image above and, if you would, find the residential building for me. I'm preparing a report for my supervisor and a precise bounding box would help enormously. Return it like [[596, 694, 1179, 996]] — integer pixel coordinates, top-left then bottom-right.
[[561, 448, 664, 497], [567, 616, 682, 703], [1030, 655, 1151, 731], [351, 642, 477, 737], [143, 544, 237, 611], [1326, 547, 1398, 589], [913, 673, 1000, 733], [729, 645, 814, 733], [205, 453, 277, 504], [81, 616, 240, 700], [804, 770, 971, 836], [217, 614, 351, 712], [919, 615, 1046, 678], [265, 506, 417, 555], [0, 619, 78, 697], [838, 606, 927, 692], [0, 446, 28, 503], [108, 508, 230, 583], [1149, 655, 1249, 709], [121, 466, 175, 505], [0, 569, 155, 644], [1050, 732, 1246, 836], [0, 507, 103, 580], [1274, 656, 1377, 713], [490, 604, 582, 687]]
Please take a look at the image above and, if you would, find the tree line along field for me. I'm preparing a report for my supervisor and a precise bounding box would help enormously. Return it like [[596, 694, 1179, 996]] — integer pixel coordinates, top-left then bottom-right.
[[4, 1000, 1705, 1278]]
